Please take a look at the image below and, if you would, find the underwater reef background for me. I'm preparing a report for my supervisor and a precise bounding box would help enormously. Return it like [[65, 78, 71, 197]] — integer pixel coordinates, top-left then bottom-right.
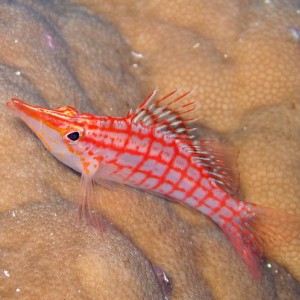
[[1, 0, 300, 299]]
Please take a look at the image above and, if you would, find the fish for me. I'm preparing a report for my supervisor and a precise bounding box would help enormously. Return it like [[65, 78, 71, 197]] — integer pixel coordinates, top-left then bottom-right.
[[6, 90, 300, 279]]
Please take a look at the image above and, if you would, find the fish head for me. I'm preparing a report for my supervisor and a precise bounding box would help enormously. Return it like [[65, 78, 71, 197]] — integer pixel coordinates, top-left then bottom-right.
[[6, 99, 99, 176]]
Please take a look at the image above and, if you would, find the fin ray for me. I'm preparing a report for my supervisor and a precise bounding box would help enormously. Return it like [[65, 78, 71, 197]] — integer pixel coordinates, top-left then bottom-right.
[[223, 202, 300, 279], [128, 89, 198, 139], [129, 90, 239, 195], [179, 139, 240, 195], [79, 175, 103, 231]]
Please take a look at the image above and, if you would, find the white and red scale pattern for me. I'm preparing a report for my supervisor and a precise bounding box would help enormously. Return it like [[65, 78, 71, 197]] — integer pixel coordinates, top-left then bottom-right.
[[85, 116, 246, 233]]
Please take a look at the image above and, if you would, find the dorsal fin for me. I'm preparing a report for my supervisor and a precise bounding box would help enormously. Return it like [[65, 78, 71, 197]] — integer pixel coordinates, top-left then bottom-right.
[[180, 139, 240, 195], [128, 90, 239, 195], [127, 89, 198, 139]]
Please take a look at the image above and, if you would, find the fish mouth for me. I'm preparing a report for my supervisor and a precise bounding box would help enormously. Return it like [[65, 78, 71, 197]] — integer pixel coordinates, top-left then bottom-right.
[[6, 99, 62, 152], [6, 99, 36, 124], [6, 98, 51, 120], [6, 99, 63, 127], [6, 98, 24, 112], [7, 98, 35, 110], [7, 98, 48, 133], [7, 98, 79, 122]]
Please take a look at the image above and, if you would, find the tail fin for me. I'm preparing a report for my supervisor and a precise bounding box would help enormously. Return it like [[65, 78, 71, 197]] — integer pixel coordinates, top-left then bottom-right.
[[223, 202, 300, 279]]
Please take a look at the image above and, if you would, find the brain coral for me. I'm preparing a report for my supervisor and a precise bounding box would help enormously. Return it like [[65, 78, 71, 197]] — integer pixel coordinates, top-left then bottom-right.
[[1, 0, 300, 299]]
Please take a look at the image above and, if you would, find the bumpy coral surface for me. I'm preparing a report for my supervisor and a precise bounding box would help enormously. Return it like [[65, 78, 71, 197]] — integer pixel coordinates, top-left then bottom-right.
[[1, 0, 300, 299]]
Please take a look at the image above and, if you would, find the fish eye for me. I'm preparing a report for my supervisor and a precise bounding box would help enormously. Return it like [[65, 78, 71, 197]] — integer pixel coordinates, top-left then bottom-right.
[[63, 128, 84, 144], [66, 131, 80, 141]]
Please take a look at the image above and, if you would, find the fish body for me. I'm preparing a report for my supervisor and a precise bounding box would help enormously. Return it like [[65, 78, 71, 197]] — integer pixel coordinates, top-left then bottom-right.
[[6, 90, 299, 278], [79, 116, 244, 231]]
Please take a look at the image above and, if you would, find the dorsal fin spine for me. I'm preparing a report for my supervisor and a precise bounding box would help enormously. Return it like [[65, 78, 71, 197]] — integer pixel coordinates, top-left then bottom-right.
[[156, 90, 178, 104], [128, 91, 239, 194], [157, 90, 192, 106]]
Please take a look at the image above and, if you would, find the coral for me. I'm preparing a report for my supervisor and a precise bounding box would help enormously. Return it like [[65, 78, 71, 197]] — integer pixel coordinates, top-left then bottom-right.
[[78, 0, 300, 133], [0, 200, 164, 299], [1, 0, 300, 299]]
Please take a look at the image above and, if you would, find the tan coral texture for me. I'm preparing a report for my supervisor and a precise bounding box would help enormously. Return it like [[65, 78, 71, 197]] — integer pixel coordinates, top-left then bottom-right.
[[1, 0, 300, 299]]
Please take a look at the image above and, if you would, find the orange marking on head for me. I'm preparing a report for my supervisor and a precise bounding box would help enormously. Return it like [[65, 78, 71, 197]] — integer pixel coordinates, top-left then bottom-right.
[[88, 150, 94, 156], [56, 106, 78, 117], [67, 145, 75, 153], [83, 162, 91, 174], [27, 126, 53, 151], [96, 155, 104, 162], [83, 161, 90, 168]]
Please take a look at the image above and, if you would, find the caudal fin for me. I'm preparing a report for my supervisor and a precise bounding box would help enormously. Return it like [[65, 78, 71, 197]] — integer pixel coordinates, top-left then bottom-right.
[[223, 202, 300, 279]]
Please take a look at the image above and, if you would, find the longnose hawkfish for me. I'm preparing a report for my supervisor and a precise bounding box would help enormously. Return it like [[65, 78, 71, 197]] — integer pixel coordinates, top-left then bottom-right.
[[6, 90, 300, 279]]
